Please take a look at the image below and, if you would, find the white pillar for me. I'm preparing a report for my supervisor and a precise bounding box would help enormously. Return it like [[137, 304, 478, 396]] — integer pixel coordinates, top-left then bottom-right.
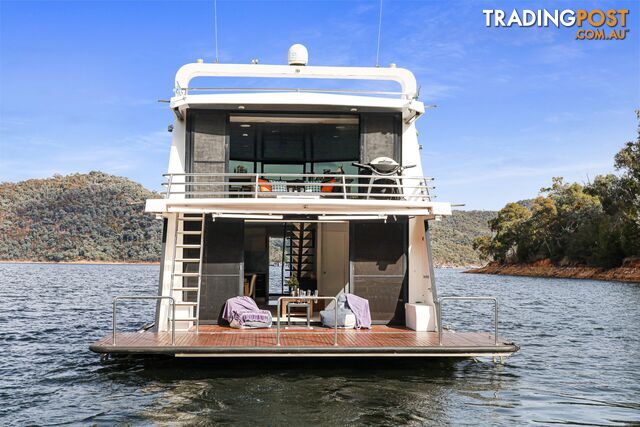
[[408, 215, 438, 330]]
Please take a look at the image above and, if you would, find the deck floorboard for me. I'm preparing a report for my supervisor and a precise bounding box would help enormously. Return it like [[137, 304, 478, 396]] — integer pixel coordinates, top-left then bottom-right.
[[91, 325, 518, 357]]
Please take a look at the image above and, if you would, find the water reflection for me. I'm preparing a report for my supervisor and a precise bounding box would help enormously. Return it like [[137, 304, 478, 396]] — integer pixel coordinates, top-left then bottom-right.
[[128, 360, 455, 425], [89, 356, 523, 425]]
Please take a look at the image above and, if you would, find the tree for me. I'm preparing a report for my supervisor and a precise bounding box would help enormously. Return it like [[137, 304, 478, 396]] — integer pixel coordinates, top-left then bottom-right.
[[472, 235, 495, 262], [474, 111, 640, 268], [520, 195, 558, 262], [482, 202, 531, 262]]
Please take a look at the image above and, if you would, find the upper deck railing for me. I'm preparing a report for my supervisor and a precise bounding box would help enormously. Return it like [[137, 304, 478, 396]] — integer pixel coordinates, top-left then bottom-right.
[[162, 172, 434, 202], [174, 63, 419, 100], [175, 87, 408, 98]]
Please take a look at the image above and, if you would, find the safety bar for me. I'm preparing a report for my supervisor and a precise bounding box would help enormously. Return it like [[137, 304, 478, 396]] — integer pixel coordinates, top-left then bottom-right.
[[112, 296, 176, 346], [173, 63, 418, 100], [437, 297, 498, 346], [276, 296, 338, 346], [163, 172, 434, 179], [181, 87, 406, 97], [162, 173, 434, 201]]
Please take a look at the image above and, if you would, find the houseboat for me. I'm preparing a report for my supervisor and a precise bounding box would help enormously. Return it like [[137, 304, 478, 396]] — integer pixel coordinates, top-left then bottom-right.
[[90, 45, 519, 359]]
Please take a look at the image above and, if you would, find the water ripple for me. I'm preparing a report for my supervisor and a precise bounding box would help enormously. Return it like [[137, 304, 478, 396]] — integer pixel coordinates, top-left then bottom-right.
[[0, 264, 639, 425]]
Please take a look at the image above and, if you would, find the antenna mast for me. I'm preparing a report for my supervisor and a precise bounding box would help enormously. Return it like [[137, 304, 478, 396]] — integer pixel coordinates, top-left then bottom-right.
[[375, 0, 383, 67], [214, 0, 219, 63]]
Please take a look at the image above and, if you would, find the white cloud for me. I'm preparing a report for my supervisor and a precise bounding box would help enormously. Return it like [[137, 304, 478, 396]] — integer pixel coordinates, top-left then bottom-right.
[[442, 161, 613, 187], [537, 42, 585, 64], [544, 112, 579, 124]]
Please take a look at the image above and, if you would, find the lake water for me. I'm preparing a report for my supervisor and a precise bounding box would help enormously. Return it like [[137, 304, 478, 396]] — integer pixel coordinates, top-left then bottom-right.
[[1, 264, 638, 425]]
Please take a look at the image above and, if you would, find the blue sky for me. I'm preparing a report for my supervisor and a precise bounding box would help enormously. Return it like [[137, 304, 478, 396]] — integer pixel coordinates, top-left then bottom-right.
[[0, 0, 638, 210]]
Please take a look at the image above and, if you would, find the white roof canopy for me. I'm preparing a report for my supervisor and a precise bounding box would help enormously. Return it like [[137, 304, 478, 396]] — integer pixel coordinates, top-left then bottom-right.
[[169, 62, 425, 120], [174, 63, 419, 99]]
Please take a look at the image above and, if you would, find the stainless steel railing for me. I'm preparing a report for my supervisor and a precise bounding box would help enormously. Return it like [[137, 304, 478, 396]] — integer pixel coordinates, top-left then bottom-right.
[[112, 296, 176, 346], [437, 296, 499, 346], [162, 172, 434, 201], [175, 87, 408, 98], [276, 296, 338, 346]]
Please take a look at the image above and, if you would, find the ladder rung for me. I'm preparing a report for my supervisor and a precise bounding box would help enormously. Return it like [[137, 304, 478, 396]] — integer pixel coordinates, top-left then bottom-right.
[[176, 244, 201, 248], [178, 216, 204, 221], [173, 272, 200, 277], [173, 287, 199, 291], [175, 258, 200, 262], [171, 317, 197, 321], [178, 230, 202, 235], [175, 302, 197, 306]]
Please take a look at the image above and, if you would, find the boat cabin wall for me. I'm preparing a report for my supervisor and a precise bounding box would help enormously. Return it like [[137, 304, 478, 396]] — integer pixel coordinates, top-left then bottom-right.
[[164, 109, 423, 180]]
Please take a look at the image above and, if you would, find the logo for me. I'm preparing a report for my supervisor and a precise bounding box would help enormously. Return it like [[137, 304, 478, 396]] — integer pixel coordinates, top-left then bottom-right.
[[483, 9, 630, 40]]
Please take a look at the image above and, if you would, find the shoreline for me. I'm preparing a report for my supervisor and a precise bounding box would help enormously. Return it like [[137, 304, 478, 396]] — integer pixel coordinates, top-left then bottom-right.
[[0, 259, 160, 265], [465, 260, 640, 284], [1, 260, 478, 269]]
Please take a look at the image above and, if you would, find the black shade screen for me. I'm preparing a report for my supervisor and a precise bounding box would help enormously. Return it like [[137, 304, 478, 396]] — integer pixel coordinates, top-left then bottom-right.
[[199, 218, 244, 324], [350, 218, 408, 324], [312, 124, 359, 161], [261, 124, 306, 161]]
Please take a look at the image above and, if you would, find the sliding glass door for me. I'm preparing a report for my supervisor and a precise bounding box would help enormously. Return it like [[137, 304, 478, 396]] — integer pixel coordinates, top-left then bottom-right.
[[228, 114, 360, 177]]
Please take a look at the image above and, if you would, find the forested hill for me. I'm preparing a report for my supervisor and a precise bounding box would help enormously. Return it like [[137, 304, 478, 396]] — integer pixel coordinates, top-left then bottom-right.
[[0, 171, 494, 266], [430, 210, 496, 267], [0, 172, 162, 262]]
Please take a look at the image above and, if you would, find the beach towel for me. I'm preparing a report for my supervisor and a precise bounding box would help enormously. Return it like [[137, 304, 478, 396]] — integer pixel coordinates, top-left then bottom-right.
[[222, 296, 272, 329], [345, 293, 372, 329]]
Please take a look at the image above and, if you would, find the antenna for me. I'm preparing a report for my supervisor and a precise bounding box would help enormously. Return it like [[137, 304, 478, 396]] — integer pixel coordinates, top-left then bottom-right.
[[214, 0, 219, 63], [375, 0, 383, 67]]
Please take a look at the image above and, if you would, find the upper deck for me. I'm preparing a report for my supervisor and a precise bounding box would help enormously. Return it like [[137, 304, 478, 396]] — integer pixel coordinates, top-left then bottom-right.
[[147, 58, 451, 218]]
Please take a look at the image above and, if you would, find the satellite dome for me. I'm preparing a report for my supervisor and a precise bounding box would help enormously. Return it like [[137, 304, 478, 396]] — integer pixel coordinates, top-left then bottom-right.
[[288, 44, 308, 66]]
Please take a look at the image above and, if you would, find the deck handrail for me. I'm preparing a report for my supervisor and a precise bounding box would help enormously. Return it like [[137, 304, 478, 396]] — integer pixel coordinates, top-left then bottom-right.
[[161, 172, 434, 201], [173, 63, 418, 100], [112, 296, 176, 346], [178, 87, 407, 97], [163, 172, 435, 179], [437, 296, 499, 346], [276, 296, 338, 346]]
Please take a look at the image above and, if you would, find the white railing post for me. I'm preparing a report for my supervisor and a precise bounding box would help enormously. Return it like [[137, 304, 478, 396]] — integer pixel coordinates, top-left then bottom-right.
[[166, 174, 173, 199], [342, 175, 347, 199], [254, 174, 259, 198]]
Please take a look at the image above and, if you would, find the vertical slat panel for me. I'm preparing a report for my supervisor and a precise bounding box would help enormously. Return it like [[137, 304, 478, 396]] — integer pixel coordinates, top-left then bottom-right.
[[360, 113, 401, 164], [199, 218, 244, 324], [350, 218, 408, 324], [187, 111, 227, 197]]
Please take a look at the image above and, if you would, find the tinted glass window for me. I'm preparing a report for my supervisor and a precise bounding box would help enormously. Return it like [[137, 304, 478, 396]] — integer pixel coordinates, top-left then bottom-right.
[[261, 124, 306, 161], [312, 124, 359, 161], [229, 125, 255, 160], [229, 115, 359, 168]]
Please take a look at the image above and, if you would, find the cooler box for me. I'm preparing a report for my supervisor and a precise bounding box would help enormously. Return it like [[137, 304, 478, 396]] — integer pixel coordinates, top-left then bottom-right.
[[405, 303, 435, 331]]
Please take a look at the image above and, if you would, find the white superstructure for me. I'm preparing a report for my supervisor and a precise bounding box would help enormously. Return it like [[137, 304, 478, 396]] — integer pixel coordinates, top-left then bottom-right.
[[144, 46, 451, 333]]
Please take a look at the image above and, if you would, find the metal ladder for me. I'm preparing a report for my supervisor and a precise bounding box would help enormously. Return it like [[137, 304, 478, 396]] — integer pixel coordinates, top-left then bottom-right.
[[169, 213, 205, 332]]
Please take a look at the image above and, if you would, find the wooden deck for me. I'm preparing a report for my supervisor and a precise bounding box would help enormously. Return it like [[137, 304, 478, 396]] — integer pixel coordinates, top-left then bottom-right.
[[91, 325, 519, 358]]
